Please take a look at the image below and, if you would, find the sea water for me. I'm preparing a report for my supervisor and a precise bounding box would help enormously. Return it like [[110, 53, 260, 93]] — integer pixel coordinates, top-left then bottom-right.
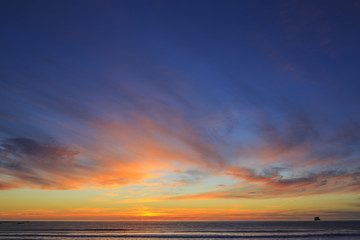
[[0, 221, 359, 239]]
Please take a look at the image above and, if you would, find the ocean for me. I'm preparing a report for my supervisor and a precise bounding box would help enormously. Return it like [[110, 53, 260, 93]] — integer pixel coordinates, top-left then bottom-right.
[[0, 221, 359, 239]]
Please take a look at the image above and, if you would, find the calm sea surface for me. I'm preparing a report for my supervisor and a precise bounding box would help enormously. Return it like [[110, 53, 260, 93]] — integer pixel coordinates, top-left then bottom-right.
[[0, 221, 359, 240]]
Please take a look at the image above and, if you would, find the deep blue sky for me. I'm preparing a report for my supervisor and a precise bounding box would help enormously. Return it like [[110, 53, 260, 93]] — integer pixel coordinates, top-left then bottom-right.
[[1, 0, 360, 216]]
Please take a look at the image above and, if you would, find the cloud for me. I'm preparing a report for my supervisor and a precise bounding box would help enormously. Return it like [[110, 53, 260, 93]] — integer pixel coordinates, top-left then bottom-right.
[[0, 135, 161, 189], [1, 102, 360, 196], [0, 108, 228, 190], [172, 169, 208, 186], [226, 166, 345, 189], [161, 165, 360, 201], [0, 137, 91, 189], [1, 137, 76, 163], [0, 26, 359, 198]]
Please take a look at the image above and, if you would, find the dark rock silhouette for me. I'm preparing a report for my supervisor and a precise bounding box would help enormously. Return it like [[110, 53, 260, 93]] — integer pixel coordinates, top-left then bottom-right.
[[314, 216, 320, 221]]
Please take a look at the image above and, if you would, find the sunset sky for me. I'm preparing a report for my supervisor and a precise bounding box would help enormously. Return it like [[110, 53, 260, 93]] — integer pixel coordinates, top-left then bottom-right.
[[1, 0, 360, 221]]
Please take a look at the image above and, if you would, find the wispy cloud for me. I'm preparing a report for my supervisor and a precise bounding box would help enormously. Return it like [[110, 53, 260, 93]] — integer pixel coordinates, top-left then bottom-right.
[[1, 1, 360, 221]]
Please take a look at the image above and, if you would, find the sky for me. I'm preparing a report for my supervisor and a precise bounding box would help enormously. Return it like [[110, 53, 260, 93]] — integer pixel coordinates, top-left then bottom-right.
[[1, 0, 360, 221]]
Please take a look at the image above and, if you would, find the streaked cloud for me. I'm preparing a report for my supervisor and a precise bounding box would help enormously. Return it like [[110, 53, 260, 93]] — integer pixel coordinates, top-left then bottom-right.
[[1, 0, 360, 220]]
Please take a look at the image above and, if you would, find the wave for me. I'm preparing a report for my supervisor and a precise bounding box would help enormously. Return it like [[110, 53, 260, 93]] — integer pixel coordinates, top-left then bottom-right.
[[1, 233, 360, 238], [180, 230, 311, 233], [0, 228, 131, 232], [0, 229, 308, 233]]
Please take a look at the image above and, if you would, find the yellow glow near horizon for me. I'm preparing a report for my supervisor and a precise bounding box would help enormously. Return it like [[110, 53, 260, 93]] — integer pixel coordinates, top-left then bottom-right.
[[1, 187, 359, 221]]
